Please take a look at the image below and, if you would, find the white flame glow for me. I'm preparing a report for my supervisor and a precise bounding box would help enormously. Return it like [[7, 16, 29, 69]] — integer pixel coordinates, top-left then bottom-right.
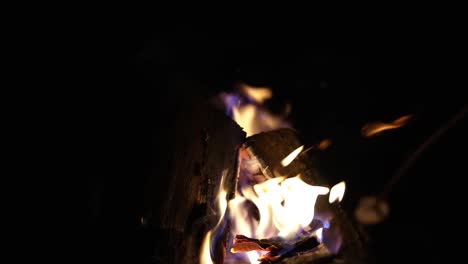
[[247, 252, 261, 264], [316, 227, 324, 242], [329, 181, 346, 203], [228, 175, 330, 263], [281, 145, 304, 167], [230, 175, 329, 241]]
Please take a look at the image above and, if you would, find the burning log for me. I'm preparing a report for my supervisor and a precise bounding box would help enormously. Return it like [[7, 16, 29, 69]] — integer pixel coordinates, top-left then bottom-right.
[[148, 103, 246, 264]]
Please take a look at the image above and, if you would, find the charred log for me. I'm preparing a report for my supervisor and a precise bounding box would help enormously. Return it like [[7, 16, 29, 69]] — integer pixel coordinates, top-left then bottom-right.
[[148, 103, 246, 264]]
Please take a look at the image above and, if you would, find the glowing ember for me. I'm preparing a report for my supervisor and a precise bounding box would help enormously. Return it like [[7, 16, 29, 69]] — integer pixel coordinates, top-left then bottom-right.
[[362, 114, 412, 137], [329, 181, 346, 203], [280, 145, 304, 167], [318, 139, 332, 150]]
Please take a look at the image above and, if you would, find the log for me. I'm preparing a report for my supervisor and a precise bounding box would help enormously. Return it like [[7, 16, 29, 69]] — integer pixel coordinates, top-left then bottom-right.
[[243, 128, 366, 264], [148, 102, 246, 264]]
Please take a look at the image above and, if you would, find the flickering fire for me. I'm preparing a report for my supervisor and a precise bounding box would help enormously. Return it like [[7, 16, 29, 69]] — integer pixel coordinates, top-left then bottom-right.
[[361, 114, 412, 137], [202, 85, 347, 263], [228, 147, 332, 263]]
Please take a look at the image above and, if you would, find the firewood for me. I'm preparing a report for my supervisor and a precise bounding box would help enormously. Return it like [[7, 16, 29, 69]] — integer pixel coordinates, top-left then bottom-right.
[[232, 234, 321, 263], [148, 102, 246, 264]]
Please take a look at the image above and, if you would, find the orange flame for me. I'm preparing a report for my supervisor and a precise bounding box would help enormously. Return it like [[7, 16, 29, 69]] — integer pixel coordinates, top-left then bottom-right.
[[362, 115, 412, 137], [318, 139, 332, 150]]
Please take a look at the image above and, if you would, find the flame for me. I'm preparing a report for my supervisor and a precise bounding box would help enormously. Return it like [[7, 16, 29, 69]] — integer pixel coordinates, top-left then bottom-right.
[[217, 84, 346, 263], [200, 232, 214, 264], [247, 252, 261, 264], [329, 181, 346, 203], [362, 114, 412, 137], [228, 175, 330, 263], [200, 171, 229, 264], [273, 177, 329, 237], [230, 176, 329, 240], [281, 145, 304, 167], [222, 84, 290, 136], [226, 145, 332, 263], [242, 85, 272, 104], [315, 227, 324, 242], [232, 104, 257, 137]]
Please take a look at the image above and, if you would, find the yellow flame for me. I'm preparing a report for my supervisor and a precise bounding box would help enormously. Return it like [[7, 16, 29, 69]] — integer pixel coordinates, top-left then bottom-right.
[[242, 85, 273, 104], [200, 231, 214, 264], [227, 84, 290, 137], [199, 171, 229, 264], [329, 181, 346, 203], [232, 104, 257, 137], [362, 114, 412, 137], [281, 145, 304, 167]]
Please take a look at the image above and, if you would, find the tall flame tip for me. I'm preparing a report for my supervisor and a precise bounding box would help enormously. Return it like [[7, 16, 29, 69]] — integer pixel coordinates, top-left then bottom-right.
[[329, 181, 346, 203]]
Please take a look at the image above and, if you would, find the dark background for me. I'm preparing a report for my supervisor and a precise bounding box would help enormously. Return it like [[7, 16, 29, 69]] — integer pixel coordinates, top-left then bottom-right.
[[86, 24, 467, 263]]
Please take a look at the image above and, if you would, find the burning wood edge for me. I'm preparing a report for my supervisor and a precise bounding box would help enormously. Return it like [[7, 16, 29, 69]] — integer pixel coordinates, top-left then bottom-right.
[[231, 234, 330, 263]]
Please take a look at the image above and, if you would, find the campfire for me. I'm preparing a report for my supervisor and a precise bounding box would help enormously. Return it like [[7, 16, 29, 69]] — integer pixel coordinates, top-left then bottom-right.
[[196, 84, 363, 264]]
